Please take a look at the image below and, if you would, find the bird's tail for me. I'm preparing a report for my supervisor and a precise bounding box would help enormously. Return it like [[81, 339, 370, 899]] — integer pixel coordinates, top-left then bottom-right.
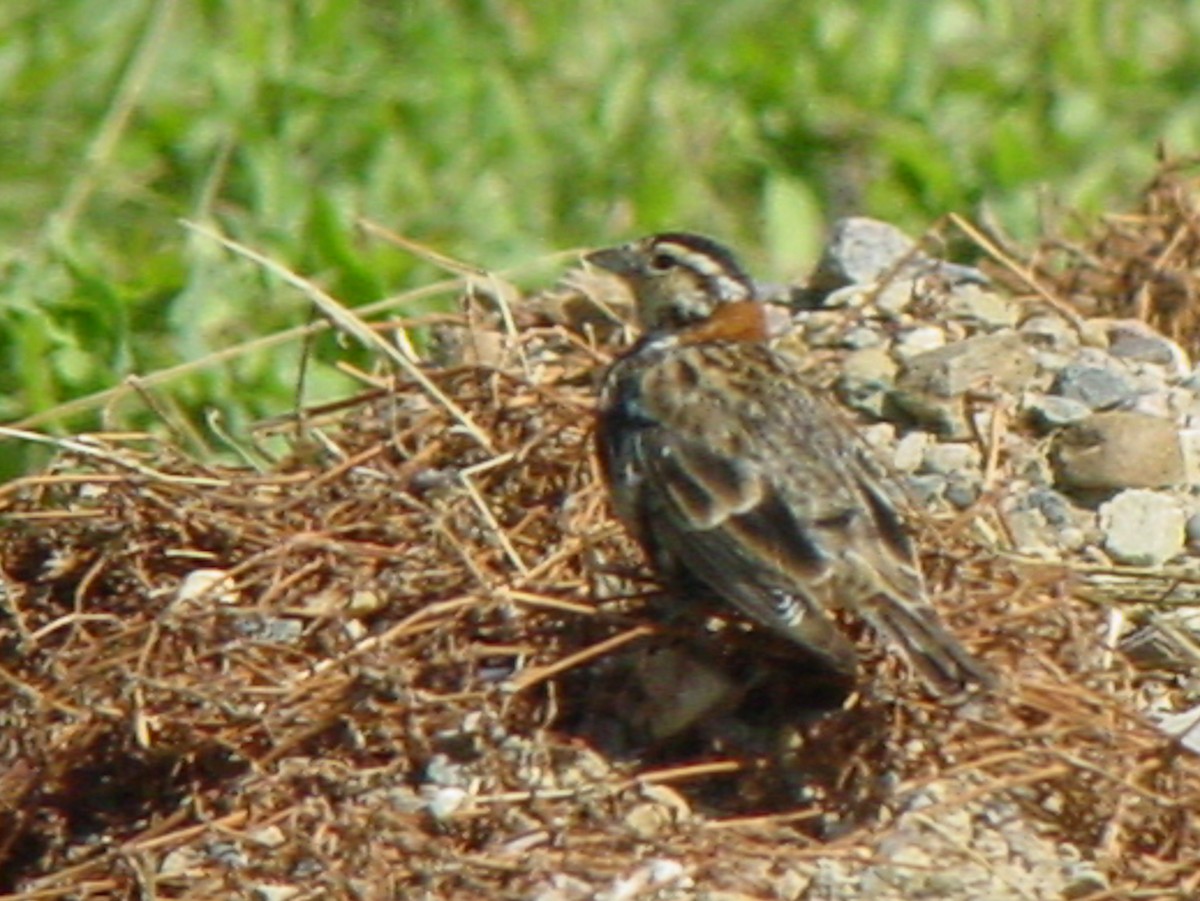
[[862, 591, 995, 696]]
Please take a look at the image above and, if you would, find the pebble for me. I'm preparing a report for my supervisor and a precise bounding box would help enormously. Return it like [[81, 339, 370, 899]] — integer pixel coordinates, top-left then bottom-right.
[[892, 325, 947, 359], [874, 279, 919, 316], [946, 285, 1019, 329], [1050, 412, 1186, 491], [1099, 490, 1186, 566], [1025, 394, 1093, 430], [1050, 361, 1137, 410], [920, 442, 982, 476], [905, 474, 946, 506], [1027, 488, 1077, 528], [893, 431, 930, 473], [837, 347, 897, 418], [1020, 313, 1080, 353], [1106, 319, 1190, 372], [842, 325, 884, 349], [891, 331, 1038, 436], [945, 475, 981, 509], [808, 218, 926, 292], [807, 217, 988, 297], [896, 331, 1038, 398]]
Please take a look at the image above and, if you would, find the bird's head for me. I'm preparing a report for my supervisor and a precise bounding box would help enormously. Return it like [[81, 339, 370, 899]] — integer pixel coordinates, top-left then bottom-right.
[[585, 232, 756, 332]]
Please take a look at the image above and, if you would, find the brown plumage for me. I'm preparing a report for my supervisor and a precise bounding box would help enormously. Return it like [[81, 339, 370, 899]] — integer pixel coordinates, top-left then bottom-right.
[[590, 232, 993, 695]]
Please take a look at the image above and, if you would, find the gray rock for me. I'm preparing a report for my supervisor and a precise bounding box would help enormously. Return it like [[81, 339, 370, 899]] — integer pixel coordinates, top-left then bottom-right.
[[807, 217, 988, 296], [1003, 505, 1057, 556], [1050, 411, 1186, 491], [1019, 313, 1081, 353], [897, 330, 1038, 397], [892, 325, 946, 359], [921, 442, 982, 476], [1026, 393, 1093, 430], [945, 475, 981, 509], [945, 285, 1019, 329], [1106, 319, 1190, 372], [1099, 489, 1185, 566], [891, 331, 1038, 436], [1051, 361, 1136, 410], [836, 346, 898, 417], [841, 325, 884, 349], [905, 473, 946, 506], [873, 279, 920, 316], [1027, 488, 1077, 528]]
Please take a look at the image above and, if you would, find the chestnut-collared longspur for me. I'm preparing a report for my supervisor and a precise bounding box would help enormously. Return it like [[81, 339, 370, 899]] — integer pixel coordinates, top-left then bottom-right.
[[589, 232, 993, 695]]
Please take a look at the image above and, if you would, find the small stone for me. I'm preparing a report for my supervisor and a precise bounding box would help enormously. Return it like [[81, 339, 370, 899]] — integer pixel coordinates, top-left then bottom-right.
[[623, 802, 673, 839], [248, 826, 287, 848], [892, 331, 1038, 436], [425, 785, 469, 820], [251, 886, 301, 901], [1025, 394, 1093, 430], [807, 217, 986, 296], [176, 569, 238, 607], [1106, 319, 1190, 372], [235, 616, 303, 643], [893, 431, 929, 473], [945, 476, 980, 509], [1079, 319, 1112, 348], [1020, 313, 1081, 352], [1027, 488, 1076, 528], [1050, 412, 1185, 491], [160, 847, 203, 877], [860, 421, 897, 451], [1051, 361, 1136, 410], [874, 279, 920, 315], [897, 331, 1037, 398], [841, 325, 883, 349], [1003, 506, 1055, 555], [837, 346, 898, 417], [905, 474, 946, 505], [1130, 390, 1174, 419], [946, 285, 1018, 329], [1099, 490, 1185, 566], [920, 442, 982, 476], [1187, 512, 1200, 545], [815, 284, 872, 309], [800, 310, 850, 347], [893, 325, 946, 359], [809, 218, 924, 290]]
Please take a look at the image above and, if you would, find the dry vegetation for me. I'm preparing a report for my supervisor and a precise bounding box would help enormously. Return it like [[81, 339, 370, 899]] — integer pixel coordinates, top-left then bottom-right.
[[6, 165, 1200, 898]]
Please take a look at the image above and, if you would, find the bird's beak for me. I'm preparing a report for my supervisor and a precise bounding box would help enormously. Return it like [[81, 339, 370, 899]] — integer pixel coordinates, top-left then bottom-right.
[[584, 244, 638, 275]]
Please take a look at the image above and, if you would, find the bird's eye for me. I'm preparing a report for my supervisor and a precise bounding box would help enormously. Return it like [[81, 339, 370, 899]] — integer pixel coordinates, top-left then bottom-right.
[[647, 252, 675, 272]]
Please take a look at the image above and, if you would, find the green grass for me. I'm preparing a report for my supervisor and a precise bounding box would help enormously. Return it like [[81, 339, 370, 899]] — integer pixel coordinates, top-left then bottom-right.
[[2, 0, 1200, 475]]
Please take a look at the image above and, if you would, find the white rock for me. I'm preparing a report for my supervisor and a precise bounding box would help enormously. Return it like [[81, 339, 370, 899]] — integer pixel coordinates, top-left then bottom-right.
[[893, 325, 947, 359], [893, 431, 930, 473], [175, 569, 239, 606], [1099, 490, 1186, 566]]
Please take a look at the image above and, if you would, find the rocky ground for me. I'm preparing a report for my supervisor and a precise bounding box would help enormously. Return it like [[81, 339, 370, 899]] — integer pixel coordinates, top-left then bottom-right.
[[4, 163, 1200, 899]]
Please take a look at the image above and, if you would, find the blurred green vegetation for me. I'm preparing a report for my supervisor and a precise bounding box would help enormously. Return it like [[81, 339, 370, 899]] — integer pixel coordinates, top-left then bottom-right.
[[2, 0, 1199, 474]]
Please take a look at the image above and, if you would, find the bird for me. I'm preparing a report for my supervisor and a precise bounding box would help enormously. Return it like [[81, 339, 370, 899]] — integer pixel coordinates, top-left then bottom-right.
[[588, 232, 994, 696]]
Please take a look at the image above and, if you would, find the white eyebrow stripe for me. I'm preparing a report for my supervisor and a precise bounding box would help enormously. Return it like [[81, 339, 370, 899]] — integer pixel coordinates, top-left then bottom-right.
[[652, 240, 754, 301]]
